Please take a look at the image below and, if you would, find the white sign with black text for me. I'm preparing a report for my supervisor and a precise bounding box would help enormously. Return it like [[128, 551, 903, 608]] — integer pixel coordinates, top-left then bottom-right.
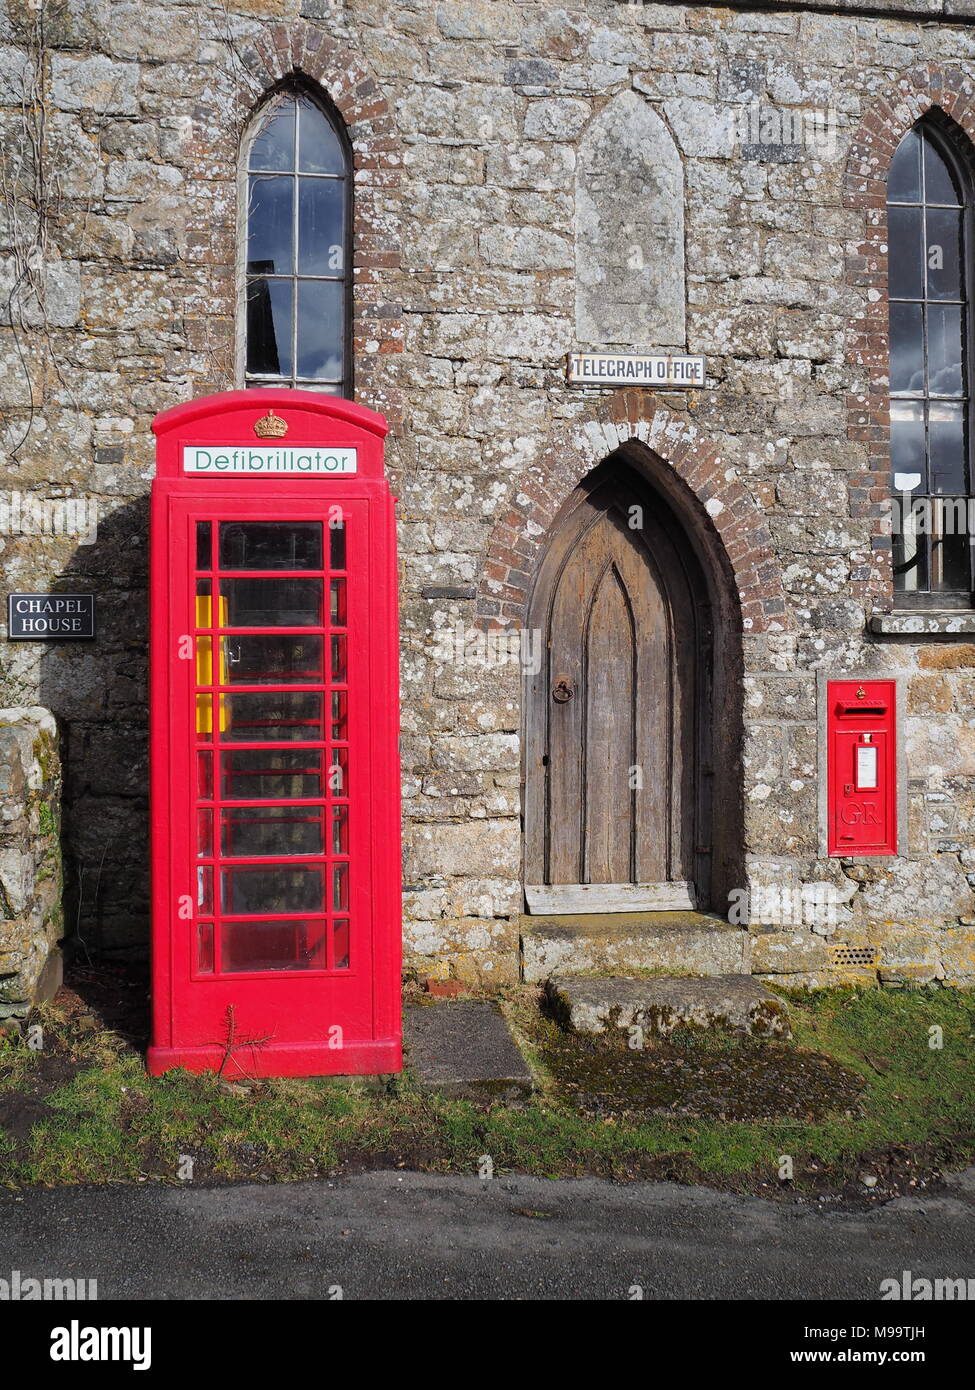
[[567, 353, 706, 388]]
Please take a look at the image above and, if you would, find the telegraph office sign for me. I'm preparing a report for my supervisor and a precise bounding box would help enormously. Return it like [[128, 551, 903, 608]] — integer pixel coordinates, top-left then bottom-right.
[[567, 353, 706, 388]]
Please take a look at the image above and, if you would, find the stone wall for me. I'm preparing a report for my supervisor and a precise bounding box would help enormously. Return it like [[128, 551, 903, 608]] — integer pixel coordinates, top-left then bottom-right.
[[0, 707, 62, 1018], [0, 0, 974, 987]]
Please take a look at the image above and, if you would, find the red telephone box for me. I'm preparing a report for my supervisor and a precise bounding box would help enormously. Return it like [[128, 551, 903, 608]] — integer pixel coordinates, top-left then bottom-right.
[[827, 679, 897, 857], [147, 390, 401, 1077]]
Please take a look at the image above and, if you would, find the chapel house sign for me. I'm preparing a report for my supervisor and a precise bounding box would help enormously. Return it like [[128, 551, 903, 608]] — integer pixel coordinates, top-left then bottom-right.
[[7, 593, 96, 639]]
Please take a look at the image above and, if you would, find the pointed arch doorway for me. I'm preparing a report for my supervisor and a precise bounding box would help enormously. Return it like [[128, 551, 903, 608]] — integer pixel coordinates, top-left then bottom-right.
[[524, 456, 718, 914]]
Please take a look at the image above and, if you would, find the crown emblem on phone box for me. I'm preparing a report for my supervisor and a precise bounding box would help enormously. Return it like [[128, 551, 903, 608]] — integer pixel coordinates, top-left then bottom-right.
[[253, 410, 288, 439]]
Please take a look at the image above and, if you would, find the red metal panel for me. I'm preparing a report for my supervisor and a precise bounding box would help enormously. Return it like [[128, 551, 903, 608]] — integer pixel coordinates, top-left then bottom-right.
[[148, 390, 401, 1077], [827, 679, 897, 857]]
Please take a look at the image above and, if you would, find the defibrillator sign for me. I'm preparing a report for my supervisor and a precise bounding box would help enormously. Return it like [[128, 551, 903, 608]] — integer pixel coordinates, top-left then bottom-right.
[[182, 446, 357, 475]]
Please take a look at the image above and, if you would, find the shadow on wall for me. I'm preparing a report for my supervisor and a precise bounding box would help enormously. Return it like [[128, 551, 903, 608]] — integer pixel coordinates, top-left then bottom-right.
[[38, 497, 150, 967]]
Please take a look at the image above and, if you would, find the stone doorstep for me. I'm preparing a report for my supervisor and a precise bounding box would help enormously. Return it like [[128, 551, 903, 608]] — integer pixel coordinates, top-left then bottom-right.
[[404, 999, 533, 1101], [546, 974, 792, 1040], [521, 910, 751, 983]]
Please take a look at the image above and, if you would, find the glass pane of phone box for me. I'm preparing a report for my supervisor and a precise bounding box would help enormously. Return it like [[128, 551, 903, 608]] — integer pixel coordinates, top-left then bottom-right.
[[221, 920, 327, 972]]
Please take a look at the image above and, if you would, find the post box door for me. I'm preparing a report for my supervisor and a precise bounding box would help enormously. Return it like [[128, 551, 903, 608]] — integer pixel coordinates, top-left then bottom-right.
[[164, 497, 377, 1051], [830, 730, 893, 853], [827, 679, 897, 856]]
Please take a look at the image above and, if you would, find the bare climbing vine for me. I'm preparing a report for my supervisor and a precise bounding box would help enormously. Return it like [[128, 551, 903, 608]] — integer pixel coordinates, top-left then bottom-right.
[[0, 1, 63, 458]]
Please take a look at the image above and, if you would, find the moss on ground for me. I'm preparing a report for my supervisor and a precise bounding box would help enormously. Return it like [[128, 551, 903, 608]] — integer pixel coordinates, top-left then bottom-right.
[[1, 973, 973, 1202], [532, 1014, 863, 1122]]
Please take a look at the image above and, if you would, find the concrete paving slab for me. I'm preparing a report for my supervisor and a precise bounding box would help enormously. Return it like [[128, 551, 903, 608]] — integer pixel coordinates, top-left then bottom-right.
[[404, 1000, 533, 1101], [547, 974, 791, 1039]]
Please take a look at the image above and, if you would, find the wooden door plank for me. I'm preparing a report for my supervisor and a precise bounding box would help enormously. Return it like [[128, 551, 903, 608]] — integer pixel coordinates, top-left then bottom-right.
[[525, 882, 697, 914], [583, 562, 635, 882], [611, 507, 670, 883], [524, 489, 602, 885], [548, 517, 606, 883]]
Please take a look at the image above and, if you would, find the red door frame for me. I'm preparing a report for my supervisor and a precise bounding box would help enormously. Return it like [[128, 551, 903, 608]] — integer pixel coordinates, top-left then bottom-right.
[[148, 390, 401, 1077]]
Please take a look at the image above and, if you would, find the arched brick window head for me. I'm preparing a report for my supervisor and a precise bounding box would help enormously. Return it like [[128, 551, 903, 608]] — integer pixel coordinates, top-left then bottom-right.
[[887, 116, 974, 607], [241, 85, 352, 397]]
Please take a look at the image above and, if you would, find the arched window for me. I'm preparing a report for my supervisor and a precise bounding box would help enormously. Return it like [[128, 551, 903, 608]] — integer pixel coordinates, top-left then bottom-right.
[[242, 87, 351, 396], [887, 118, 973, 606]]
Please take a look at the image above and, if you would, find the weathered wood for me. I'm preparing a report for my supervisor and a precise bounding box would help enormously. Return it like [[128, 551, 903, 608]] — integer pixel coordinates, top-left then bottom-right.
[[525, 461, 713, 910], [584, 562, 634, 883], [524, 882, 697, 914]]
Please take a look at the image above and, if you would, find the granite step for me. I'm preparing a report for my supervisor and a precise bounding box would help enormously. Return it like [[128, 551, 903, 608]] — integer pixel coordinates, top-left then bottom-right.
[[546, 974, 791, 1040], [521, 910, 750, 983]]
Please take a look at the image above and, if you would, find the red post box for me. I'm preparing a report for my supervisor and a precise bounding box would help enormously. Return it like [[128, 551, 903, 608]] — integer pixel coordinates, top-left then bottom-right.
[[827, 679, 897, 857], [147, 390, 401, 1077]]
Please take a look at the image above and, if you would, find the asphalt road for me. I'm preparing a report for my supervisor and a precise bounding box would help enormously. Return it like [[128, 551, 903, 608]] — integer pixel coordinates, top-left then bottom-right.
[[2, 1169, 975, 1300]]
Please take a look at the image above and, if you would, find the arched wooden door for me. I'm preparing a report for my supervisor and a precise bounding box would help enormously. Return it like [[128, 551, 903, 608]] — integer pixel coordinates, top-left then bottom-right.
[[524, 468, 712, 913]]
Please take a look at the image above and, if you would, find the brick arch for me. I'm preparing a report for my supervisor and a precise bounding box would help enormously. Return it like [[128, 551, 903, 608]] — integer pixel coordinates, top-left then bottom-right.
[[842, 65, 975, 610], [230, 20, 397, 141], [474, 391, 788, 634], [182, 19, 404, 425]]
